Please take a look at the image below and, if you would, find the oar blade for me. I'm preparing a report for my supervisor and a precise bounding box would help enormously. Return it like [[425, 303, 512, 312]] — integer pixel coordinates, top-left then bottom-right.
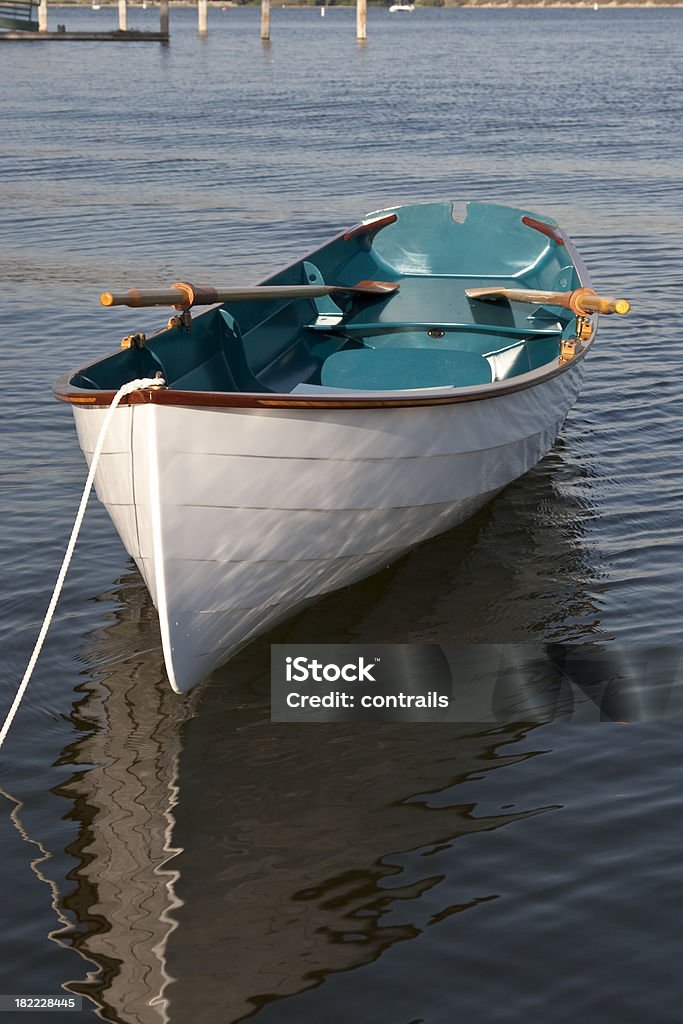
[[346, 280, 399, 295]]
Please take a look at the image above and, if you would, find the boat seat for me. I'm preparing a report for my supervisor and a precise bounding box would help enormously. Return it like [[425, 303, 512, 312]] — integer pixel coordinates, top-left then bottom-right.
[[219, 309, 272, 392], [320, 347, 492, 392]]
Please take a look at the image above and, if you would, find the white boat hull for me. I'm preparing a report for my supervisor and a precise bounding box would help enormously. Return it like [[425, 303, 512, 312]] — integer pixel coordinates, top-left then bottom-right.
[[72, 358, 585, 692]]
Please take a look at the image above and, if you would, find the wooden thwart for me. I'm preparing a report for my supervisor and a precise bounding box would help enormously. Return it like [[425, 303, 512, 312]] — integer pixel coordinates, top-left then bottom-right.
[[100, 280, 399, 310]]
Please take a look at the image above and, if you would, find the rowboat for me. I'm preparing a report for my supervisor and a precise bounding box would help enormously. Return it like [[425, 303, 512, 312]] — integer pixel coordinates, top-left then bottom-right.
[[54, 200, 629, 693]]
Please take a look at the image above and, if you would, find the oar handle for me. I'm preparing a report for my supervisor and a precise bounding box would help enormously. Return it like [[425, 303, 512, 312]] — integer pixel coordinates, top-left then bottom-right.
[[100, 279, 399, 310], [574, 292, 631, 316], [101, 283, 221, 310], [465, 286, 630, 316]]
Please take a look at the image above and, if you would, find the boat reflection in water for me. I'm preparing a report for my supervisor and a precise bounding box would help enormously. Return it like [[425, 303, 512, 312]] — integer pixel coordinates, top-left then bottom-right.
[[48, 576, 193, 1023], [54, 585, 552, 1022], [29, 451, 681, 1022]]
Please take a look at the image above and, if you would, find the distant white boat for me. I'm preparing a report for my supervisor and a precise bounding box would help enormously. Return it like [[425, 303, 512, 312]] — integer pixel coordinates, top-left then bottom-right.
[[91, 1, 101, 8], [389, 2, 415, 10]]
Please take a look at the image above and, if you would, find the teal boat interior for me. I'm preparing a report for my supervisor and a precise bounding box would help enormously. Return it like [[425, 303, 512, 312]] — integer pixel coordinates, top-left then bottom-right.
[[70, 201, 586, 396]]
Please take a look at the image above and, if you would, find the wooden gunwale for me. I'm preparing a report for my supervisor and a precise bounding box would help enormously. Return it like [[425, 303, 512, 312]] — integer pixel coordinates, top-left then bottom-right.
[[53, 335, 592, 411], [521, 216, 566, 247], [342, 212, 398, 241]]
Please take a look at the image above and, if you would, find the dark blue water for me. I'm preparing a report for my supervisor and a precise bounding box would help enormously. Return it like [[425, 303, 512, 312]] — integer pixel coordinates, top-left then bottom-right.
[[1, 7, 682, 1022]]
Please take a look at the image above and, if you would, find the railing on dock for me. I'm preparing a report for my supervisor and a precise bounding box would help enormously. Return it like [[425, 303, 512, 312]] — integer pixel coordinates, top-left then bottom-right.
[[0, 0, 38, 30]]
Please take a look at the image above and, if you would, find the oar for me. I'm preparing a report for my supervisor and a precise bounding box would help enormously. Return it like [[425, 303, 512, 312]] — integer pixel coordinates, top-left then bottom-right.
[[100, 279, 399, 311], [465, 286, 630, 316]]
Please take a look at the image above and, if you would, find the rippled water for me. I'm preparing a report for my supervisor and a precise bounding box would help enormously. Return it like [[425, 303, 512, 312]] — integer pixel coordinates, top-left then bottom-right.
[[1, 7, 682, 1022]]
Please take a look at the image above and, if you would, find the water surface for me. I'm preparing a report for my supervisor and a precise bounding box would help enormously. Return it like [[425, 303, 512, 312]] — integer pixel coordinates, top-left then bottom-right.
[[0, 8, 682, 1022]]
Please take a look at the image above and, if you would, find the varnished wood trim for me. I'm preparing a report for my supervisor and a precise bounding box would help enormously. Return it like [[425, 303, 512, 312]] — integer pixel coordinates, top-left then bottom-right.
[[342, 213, 398, 242], [521, 216, 565, 246], [53, 339, 593, 412]]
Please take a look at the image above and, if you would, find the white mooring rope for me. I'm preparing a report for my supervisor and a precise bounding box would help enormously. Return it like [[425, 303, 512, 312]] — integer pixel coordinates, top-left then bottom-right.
[[0, 377, 164, 752]]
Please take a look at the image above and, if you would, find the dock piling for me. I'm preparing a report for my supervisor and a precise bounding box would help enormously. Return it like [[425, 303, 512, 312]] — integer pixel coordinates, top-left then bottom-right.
[[260, 0, 269, 41], [198, 0, 207, 34], [38, 0, 47, 31], [159, 0, 169, 35], [356, 0, 366, 41], [118, 0, 127, 31]]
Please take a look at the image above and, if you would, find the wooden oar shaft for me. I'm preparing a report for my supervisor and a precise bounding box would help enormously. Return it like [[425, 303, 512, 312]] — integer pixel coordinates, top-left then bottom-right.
[[100, 279, 398, 310], [466, 286, 630, 316]]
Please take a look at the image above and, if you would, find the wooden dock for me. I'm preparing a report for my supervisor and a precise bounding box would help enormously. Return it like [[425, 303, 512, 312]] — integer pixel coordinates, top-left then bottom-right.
[[0, 28, 167, 39], [0, 0, 368, 43]]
